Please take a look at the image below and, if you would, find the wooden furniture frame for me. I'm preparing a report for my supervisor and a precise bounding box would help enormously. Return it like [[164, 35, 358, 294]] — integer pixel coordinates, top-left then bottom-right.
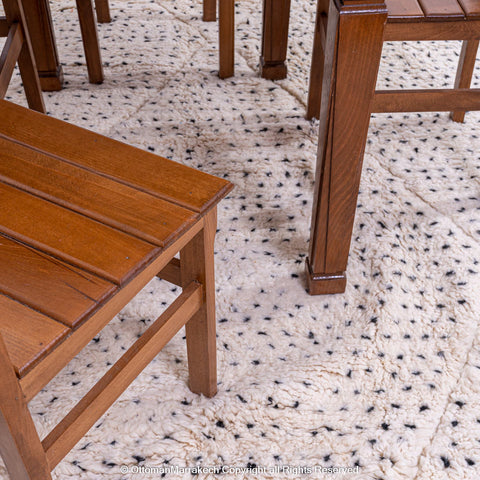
[[0, 99, 233, 479], [0, 0, 45, 112], [305, 0, 480, 295], [1, 0, 104, 111], [22, 0, 217, 91]]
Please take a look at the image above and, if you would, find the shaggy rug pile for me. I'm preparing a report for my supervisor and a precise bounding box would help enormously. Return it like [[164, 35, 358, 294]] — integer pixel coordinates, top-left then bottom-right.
[[2, 0, 480, 478]]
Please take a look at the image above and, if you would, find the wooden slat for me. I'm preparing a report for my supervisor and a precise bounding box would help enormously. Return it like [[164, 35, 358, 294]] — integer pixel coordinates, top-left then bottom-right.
[[385, 0, 425, 21], [373, 88, 480, 112], [0, 182, 158, 285], [0, 294, 69, 377], [0, 100, 233, 215], [0, 23, 23, 98], [43, 281, 203, 469], [0, 234, 116, 328], [0, 138, 197, 247], [418, 0, 465, 19], [19, 218, 205, 401], [458, 0, 480, 18]]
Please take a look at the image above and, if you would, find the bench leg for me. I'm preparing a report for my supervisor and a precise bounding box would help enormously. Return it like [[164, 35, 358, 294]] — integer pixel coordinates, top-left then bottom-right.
[[451, 40, 479, 123], [306, 0, 387, 295], [180, 209, 217, 397], [0, 336, 51, 480], [75, 0, 104, 84]]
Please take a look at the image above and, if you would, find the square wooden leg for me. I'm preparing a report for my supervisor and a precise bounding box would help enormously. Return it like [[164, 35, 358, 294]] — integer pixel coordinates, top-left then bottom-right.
[[0, 336, 51, 480], [450, 40, 479, 123], [180, 209, 218, 397]]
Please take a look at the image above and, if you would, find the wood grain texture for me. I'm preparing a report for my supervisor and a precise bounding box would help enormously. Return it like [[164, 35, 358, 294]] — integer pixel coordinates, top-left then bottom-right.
[[0, 100, 232, 477], [307, 0, 387, 294], [19, 219, 204, 402], [0, 294, 69, 377], [0, 100, 233, 215], [0, 137, 197, 247], [0, 234, 116, 328], [0, 181, 158, 285], [181, 209, 218, 397], [305, 0, 480, 294], [459, 0, 480, 18]]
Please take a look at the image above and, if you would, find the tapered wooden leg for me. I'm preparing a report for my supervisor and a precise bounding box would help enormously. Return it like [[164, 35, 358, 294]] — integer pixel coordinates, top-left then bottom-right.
[[76, 0, 104, 84], [94, 0, 111, 23], [219, 0, 234, 79], [21, 0, 63, 91], [306, 0, 387, 295], [203, 0, 216, 21], [306, 0, 329, 120], [180, 209, 217, 397], [0, 336, 51, 480], [260, 0, 290, 80], [450, 40, 479, 123]]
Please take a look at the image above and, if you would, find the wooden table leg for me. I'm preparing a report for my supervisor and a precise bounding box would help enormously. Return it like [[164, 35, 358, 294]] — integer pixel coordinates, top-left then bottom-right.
[[260, 0, 291, 80], [306, 0, 387, 295], [21, 0, 63, 91]]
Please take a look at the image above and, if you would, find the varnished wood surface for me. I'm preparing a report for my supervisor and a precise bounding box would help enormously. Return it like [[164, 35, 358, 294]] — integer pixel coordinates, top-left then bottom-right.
[[386, 0, 480, 21], [0, 100, 232, 214], [0, 294, 69, 377], [0, 234, 115, 328], [0, 99, 233, 381]]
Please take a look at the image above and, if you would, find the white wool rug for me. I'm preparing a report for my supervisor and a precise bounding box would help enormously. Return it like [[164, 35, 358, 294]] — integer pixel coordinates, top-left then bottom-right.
[[2, 1, 480, 479]]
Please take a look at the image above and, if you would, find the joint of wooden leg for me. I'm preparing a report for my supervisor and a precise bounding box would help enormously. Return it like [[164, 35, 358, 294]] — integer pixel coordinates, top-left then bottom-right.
[[259, 57, 287, 80], [305, 258, 346, 295], [38, 65, 64, 91], [157, 257, 181, 285]]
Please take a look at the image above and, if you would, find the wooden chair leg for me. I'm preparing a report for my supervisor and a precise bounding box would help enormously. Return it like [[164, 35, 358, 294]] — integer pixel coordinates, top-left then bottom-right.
[[75, 0, 104, 84], [1, 0, 45, 112], [306, 0, 387, 295], [451, 40, 479, 123], [260, 0, 291, 80], [180, 209, 217, 397], [219, 0, 234, 79], [306, 0, 329, 120], [203, 0, 216, 21], [0, 336, 51, 480], [94, 0, 111, 23], [17, 30, 46, 112]]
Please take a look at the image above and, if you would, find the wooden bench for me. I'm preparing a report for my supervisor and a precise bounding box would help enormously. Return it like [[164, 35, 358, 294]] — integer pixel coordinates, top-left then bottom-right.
[[0, 99, 233, 480]]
